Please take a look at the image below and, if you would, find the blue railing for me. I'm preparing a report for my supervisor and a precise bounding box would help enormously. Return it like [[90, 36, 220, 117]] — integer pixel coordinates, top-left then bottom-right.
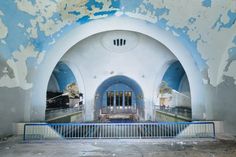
[[23, 122, 215, 140]]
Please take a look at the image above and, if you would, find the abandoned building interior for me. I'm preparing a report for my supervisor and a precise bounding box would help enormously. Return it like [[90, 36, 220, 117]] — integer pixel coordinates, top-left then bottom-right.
[[0, 0, 236, 156]]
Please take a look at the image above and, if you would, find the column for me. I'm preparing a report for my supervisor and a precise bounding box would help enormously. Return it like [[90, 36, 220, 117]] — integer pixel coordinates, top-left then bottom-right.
[[113, 91, 116, 113], [122, 91, 125, 112]]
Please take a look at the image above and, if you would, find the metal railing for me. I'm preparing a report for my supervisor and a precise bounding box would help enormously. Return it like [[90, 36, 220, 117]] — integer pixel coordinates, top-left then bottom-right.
[[24, 122, 215, 140]]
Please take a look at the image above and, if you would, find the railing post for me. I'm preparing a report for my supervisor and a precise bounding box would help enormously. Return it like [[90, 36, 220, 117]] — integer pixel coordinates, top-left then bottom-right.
[[212, 122, 216, 139], [23, 124, 26, 141]]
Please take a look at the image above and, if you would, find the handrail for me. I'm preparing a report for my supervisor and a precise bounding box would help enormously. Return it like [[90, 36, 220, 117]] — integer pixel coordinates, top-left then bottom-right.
[[25, 121, 213, 125]]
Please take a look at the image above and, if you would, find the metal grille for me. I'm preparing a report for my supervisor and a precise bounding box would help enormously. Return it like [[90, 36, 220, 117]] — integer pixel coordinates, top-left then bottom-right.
[[113, 39, 126, 46], [24, 122, 215, 140]]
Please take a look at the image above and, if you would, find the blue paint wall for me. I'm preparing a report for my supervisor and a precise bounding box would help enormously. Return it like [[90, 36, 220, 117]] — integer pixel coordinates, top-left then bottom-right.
[[0, 0, 207, 71], [0, 0, 236, 87]]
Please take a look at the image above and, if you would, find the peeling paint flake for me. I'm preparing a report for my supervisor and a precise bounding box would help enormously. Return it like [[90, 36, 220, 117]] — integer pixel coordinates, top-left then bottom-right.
[[15, 0, 37, 16], [224, 35, 236, 74], [213, 10, 236, 31], [0, 10, 4, 16], [125, 11, 157, 23], [223, 61, 236, 85], [0, 74, 18, 89], [233, 36, 236, 45], [0, 14, 8, 39], [37, 52, 45, 64], [17, 23, 25, 28], [0, 44, 44, 90], [202, 0, 212, 8], [60, 0, 119, 23], [1, 40, 6, 44], [85, 0, 104, 11]]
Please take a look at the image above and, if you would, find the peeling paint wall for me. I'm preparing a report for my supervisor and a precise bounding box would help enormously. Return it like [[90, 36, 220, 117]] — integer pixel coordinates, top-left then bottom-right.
[[1, 0, 236, 88], [0, 45, 43, 89], [0, 0, 236, 136]]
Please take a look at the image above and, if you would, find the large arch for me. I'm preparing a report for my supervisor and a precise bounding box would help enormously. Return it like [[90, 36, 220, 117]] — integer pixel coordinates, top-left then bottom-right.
[[30, 17, 205, 121]]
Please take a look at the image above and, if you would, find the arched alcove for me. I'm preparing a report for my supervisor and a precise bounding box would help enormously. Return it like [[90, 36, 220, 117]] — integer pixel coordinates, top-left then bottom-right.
[[94, 75, 144, 121]]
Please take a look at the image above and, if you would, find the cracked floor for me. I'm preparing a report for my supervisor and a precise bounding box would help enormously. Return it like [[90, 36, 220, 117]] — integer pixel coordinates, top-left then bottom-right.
[[0, 137, 236, 157]]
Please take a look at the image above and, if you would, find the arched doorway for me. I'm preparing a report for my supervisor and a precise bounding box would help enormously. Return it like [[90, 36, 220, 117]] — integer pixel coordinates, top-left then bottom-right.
[[94, 75, 144, 122]]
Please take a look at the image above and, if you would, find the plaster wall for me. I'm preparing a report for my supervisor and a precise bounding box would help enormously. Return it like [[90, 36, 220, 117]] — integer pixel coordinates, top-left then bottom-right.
[[0, 88, 30, 137]]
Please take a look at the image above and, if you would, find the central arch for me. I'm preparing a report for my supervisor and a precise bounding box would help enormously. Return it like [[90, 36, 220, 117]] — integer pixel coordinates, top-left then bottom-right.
[[94, 75, 144, 121], [30, 17, 206, 122]]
